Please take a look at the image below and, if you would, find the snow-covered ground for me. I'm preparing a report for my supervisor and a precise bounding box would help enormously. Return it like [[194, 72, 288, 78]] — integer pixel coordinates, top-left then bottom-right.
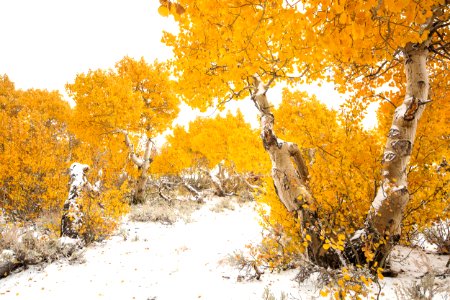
[[0, 198, 449, 300]]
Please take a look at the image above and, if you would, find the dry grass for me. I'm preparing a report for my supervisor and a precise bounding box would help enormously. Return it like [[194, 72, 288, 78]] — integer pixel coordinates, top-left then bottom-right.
[[261, 286, 288, 300], [210, 197, 236, 213], [129, 198, 201, 224], [395, 273, 450, 300], [34, 210, 62, 238]]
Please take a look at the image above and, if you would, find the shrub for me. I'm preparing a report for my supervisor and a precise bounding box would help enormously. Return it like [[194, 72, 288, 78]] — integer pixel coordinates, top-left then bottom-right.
[[422, 219, 450, 254], [129, 200, 177, 225], [78, 186, 129, 244], [0, 224, 83, 275]]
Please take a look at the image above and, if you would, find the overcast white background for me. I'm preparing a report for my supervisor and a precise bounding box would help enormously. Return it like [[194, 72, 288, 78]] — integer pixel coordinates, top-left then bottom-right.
[[0, 0, 377, 130], [0, 0, 176, 93]]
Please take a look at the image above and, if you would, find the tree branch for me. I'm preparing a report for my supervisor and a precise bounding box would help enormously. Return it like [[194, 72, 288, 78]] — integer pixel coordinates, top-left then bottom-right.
[[117, 129, 144, 167]]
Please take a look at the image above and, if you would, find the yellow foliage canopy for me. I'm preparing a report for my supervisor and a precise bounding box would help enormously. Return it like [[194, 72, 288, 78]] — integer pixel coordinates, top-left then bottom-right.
[[0, 75, 71, 220], [152, 110, 270, 175], [67, 57, 179, 145], [162, 0, 444, 106]]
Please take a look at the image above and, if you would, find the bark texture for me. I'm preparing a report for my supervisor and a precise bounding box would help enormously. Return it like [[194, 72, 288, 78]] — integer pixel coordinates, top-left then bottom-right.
[[348, 42, 431, 265], [120, 130, 153, 204], [252, 75, 312, 211], [135, 138, 153, 204], [251, 75, 328, 263]]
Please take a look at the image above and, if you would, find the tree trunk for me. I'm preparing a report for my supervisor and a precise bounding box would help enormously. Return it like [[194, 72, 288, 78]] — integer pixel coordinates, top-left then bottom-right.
[[347, 42, 430, 266], [61, 163, 90, 238], [251, 75, 325, 263], [134, 138, 152, 204], [119, 130, 153, 204]]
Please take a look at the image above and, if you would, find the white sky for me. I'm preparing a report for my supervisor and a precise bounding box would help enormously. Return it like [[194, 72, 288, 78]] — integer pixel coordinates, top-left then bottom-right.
[[0, 0, 376, 134], [0, 0, 176, 94]]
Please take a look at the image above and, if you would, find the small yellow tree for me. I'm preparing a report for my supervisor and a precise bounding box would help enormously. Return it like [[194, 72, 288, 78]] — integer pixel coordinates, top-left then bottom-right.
[[67, 57, 179, 204]]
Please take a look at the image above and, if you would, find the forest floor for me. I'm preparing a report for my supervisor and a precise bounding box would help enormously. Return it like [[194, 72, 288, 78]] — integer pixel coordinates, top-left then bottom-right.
[[0, 197, 449, 300]]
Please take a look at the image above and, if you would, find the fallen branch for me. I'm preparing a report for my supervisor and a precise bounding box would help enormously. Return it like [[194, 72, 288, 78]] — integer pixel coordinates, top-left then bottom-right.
[[182, 182, 204, 202]]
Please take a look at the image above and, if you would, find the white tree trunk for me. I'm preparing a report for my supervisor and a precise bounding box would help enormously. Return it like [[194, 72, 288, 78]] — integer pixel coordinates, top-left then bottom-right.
[[251, 75, 326, 261], [252, 75, 312, 211], [135, 138, 152, 204], [119, 130, 153, 204], [61, 163, 91, 238], [362, 42, 430, 262]]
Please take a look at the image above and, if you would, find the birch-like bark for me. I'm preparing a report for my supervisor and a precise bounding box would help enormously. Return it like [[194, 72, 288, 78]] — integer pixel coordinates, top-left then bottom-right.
[[135, 138, 153, 204], [252, 76, 312, 209], [119, 130, 153, 204], [361, 42, 430, 262], [251, 75, 324, 259], [120, 130, 145, 167]]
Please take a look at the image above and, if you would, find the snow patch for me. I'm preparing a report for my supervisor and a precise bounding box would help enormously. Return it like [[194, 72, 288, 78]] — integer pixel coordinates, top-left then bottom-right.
[[68, 163, 89, 191]]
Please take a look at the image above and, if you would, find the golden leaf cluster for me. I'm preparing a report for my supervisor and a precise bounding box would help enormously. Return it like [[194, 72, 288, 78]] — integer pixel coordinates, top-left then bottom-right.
[[0, 75, 71, 220], [152, 110, 270, 175]]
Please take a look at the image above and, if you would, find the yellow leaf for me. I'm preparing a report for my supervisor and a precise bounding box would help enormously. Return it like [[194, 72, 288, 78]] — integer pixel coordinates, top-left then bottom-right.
[[175, 4, 186, 15], [158, 5, 170, 17], [420, 30, 429, 41], [339, 12, 347, 24]]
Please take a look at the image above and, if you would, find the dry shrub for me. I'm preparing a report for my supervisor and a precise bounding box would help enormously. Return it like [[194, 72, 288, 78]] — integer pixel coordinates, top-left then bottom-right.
[[422, 219, 450, 254], [395, 273, 450, 300], [129, 201, 177, 225], [0, 224, 82, 268], [34, 209, 62, 237], [237, 189, 255, 203], [146, 175, 206, 203], [228, 250, 264, 280]]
